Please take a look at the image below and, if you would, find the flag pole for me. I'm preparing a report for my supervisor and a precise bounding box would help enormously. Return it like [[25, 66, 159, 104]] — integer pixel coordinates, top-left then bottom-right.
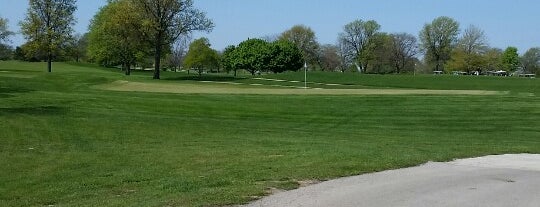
[[304, 62, 307, 89]]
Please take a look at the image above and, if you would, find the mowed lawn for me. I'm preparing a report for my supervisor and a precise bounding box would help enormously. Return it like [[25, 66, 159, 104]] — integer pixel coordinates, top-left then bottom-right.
[[1, 61, 539, 206]]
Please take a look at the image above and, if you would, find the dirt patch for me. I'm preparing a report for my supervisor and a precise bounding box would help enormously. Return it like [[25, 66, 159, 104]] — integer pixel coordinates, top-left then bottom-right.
[[97, 80, 507, 96], [297, 180, 322, 187]]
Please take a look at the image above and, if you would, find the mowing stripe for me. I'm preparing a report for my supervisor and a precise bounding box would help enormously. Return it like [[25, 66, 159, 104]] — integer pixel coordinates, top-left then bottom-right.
[[253, 77, 350, 86]]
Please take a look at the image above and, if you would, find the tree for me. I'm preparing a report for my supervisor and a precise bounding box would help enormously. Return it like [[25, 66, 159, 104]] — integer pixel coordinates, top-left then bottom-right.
[[0, 17, 14, 60], [484, 48, 503, 71], [279, 25, 320, 69], [13, 47, 26, 60], [88, 0, 150, 75], [88, 3, 122, 67], [221, 45, 239, 76], [363, 33, 394, 74], [183, 38, 219, 76], [268, 40, 304, 73], [458, 25, 488, 55], [234, 39, 272, 76], [134, 0, 214, 79], [0, 44, 13, 60], [0, 17, 14, 44], [419, 16, 460, 72], [319, 44, 341, 71], [338, 19, 381, 73], [166, 34, 191, 71], [446, 48, 486, 73], [389, 33, 419, 73], [223, 39, 304, 76], [20, 0, 77, 72], [69, 33, 88, 62], [501, 47, 520, 72], [337, 40, 352, 72], [520, 47, 540, 74], [447, 25, 489, 73]]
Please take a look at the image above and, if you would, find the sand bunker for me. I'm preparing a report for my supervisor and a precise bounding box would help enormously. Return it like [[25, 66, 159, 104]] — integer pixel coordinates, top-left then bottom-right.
[[98, 80, 506, 96]]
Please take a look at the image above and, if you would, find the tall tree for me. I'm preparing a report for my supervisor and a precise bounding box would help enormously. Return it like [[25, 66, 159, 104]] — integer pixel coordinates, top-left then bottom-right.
[[337, 40, 352, 72], [167, 34, 191, 71], [448, 25, 489, 73], [279, 25, 320, 69], [363, 33, 394, 74], [0, 17, 14, 44], [268, 40, 304, 73], [419, 16, 460, 72], [0, 44, 12, 60], [183, 37, 219, 76], [0, 17, 14, 60], [20, 0, 77, 72], [69, 33, 88, 62], [521, 47, 540, 74], [234, 38, 271, 76], [221, 45, 239, 76], [88, 0, 148, 75], [458, 25, 488, 54], [319, 44, 341, 71], [338, 19, 381, 73], [389, 33, 419, 73], [501, 47, 520, 72], [484, 48, 503, 71], [446, 48, 485, 73], [134, 0, 214, 79]]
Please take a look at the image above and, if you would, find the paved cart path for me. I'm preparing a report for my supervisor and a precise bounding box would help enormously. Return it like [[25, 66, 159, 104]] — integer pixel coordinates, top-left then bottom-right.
[[244, 154, 540, 207]]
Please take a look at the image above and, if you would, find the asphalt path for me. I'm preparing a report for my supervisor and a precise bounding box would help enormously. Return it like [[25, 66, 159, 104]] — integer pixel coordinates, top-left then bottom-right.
[[244, 154, 540, 207]]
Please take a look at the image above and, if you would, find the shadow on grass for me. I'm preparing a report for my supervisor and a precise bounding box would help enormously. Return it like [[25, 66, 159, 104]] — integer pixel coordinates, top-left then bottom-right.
[[165, 75, 247, 82], [0, 106, 68, 116], [0, 86, 34, 99], [0, 86, 34, 94]]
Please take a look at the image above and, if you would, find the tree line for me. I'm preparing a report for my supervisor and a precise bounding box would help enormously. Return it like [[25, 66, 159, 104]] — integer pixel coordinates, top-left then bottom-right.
[[1, 0, 539, 76]]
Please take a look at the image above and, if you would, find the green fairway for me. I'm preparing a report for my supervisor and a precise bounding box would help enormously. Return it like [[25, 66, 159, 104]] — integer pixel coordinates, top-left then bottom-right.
[[1, 61, 539, 206]]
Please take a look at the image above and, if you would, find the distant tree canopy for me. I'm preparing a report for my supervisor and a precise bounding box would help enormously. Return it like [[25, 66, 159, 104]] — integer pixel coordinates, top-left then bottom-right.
[[319, 44, 341, 72], [221, 45, 238, 76], [69, 33, 88, 63], [521, 47, 540, 74], [268, 40, 305, 74], [279, 25, 320, 69], [419, 16, 460, 72], [446, 25, 489, 73], [0, 17, 14, 60], [133, 0, 214, 79], [183, 37, 220, 75], [20, 0, 77, 72], [501, 47, 520, 72], [88, 0, 150, 75], [338, 19, 381, 73], [12, 2, 539, 77], [389, 33, 419, 74], [222, 39, 304, 76], [0, 17, 14, 44]]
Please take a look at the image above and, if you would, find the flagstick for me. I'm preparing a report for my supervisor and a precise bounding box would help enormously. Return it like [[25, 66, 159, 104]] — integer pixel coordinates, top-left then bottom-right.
[[304, 62, 307, 89]]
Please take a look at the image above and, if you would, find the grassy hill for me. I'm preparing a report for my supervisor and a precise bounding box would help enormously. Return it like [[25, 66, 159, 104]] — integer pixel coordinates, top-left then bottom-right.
[[1, 61, 539, 206]]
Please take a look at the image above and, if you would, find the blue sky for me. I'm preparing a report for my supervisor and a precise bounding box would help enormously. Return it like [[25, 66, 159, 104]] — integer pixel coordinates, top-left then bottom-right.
[[1, 0, 539, 53]]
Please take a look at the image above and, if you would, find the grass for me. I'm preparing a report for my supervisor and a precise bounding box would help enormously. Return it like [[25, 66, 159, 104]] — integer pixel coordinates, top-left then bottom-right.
[[1, 61, 539, 206]]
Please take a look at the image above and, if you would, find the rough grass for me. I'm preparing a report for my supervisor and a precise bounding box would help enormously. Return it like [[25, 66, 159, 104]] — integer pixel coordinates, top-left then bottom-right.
[[0, 61, 539, 206]]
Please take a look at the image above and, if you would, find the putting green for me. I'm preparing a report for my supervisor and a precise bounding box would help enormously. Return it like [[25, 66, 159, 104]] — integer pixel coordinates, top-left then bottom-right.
[[98, 80, 507, 95]]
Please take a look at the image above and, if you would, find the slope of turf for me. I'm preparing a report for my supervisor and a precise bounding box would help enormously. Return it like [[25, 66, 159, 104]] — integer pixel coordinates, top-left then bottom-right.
[[1, 61, 539, 206], [261, 71, 540, 94]]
